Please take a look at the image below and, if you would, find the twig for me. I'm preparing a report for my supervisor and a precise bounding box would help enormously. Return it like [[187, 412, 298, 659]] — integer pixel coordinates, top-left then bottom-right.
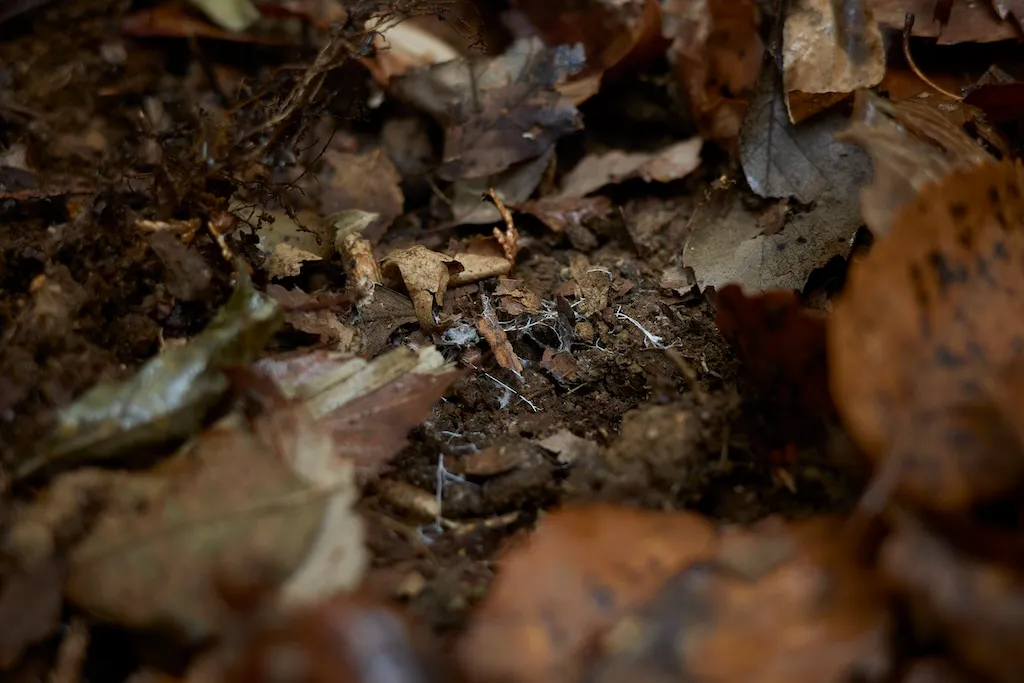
[[902, 13, 962, 101], [482, 188, 520, 264]]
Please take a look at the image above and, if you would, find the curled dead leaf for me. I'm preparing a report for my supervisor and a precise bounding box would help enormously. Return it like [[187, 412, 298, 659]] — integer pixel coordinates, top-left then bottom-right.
[[381, 245, 464, 330]]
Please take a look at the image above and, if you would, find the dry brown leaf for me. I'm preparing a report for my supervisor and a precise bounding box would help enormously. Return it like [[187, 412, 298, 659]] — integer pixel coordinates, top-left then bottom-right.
[[54, 405, 363, 640], [253, 345, 463, 478], [536, 429, 598, 465], [829, 160, 1024, 511], [783, 0, 886, 120], [662, 0, 764, 143], [477, 312, 524, 374], [0, 558, 63, 670], [881, 513, 1024, 683], [456, 505, 718, 683], [839, 90, 996, 237], [381, 245, 464, 330], [495, 277, 541, 316], [556, 137, 702, 199], [320, 149, 404, 243], [868, 0, 1019, 43], [583, 517, 891, 683], [333, 210, 382, 303], [266, 285, 358, 350], [540, 347, 577, 384], [515, 195, 614, 233]]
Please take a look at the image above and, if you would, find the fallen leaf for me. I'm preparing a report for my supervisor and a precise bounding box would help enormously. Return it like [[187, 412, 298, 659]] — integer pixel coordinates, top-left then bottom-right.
[[36, 402, 363, 640], [355, 285, 419, 355], [380, 245, 464, 330], [556, 137, 702, 199], [740, 58, 871, 203], [783, 0, 886, 120], [266, 285, 358, 350], [662, 0, 764, 143], [868, 0, 1019, 43], [536, 429, 598, 465], [216, 592, 436, 683], [0, 558, 63, 670], [392, 38, 584, 183], [232, 202, 334, 278], [320, 148, 404, 243], [515, 195, 614, 233], [509, 0, 666, 77], [881, 513, 1024, 683], [714, 284, 833, 443], [121, 3, 290, 43], [495, 277, 541, 316], [456, 505, 718, 683], [148, 231, 213, 301], [363, 17, 461, 86], [583, 517, 891, 683], [254, 345, 463, 477], [188, 0, 259, 32], [450, 150, 555, 225], [17, 267, 283, 481], [478, 311, 524, 374], [451, 239, 514, 286], [839, 90, 995, 236], [829, 160, 1024, 511]]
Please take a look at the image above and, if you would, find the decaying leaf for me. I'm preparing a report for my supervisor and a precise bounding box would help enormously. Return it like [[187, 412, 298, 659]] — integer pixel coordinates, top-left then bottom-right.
[[662, 0, 764, 143], [556, 137, 702, 199], [783, 0, 885, 122], [266, 285, 358, 350], [18, 268, 283, 480], [495, 277, 541, 316], [363, 17, 461, 85], [0, 558, 63, 670], [583, 517, 891, 683], [320, 149, 405, 243], [392, 38, 584, 184], [869, 0, 1019, 43], [714, 284, 833, 421], [829, 160, 1024, 511], [14, 400, 363, 641], [451, 239, 514, 286], [451, 150, 555, 225], [569, 254, 611, 316], [839, 90, 996, 236], [457, 505, 718, 683], [254, 345, 463, 477], [381, 245, 464, 330], [477, 311, 523, 375], [516, 195, 614, 233], [881, 513, 1024, 683], [740, 58, 871, 203]]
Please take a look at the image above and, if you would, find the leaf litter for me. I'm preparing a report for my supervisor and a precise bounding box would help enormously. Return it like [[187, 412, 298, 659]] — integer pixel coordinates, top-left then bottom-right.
[[5, 1, 1024, 682]]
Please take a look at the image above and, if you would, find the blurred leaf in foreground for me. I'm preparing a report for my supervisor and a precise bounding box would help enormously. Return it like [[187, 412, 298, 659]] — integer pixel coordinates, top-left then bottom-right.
[[18, 266, 283, 480]]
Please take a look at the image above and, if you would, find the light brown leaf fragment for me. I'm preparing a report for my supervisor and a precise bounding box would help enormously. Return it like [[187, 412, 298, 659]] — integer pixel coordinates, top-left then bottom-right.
[[450, 251, 513, 286], [557, 138, 702, 199], [536, 429, 598, 465], [381, 246, 464, 330], [569, 254, 611, 316], [783, 0, 885, 115], [540, 347, 577, 384], [495, 278, 541, 316], [477, 314, 524, 375], [333, 210, 382, 303]]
